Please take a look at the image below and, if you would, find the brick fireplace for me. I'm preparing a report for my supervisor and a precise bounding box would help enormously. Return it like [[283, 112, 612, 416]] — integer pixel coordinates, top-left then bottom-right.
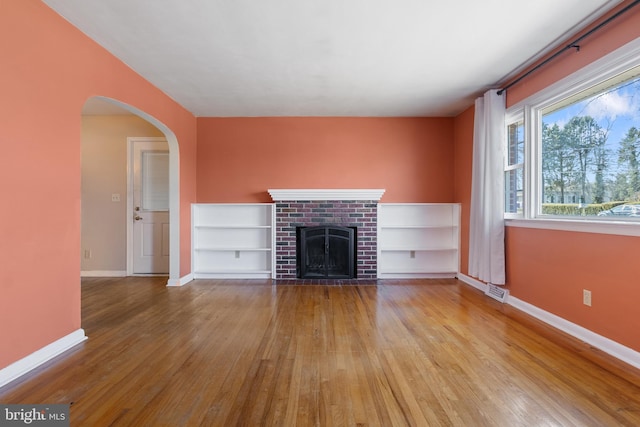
[[268, 189, 385, 280]]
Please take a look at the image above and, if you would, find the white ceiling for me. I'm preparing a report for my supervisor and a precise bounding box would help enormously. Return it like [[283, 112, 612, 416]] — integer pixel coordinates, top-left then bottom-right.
[[43, 0, 622, 117]]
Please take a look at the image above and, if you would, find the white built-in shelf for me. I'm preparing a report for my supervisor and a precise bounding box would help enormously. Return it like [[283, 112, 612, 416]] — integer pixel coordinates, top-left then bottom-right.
[[382, 246, 458, 251], [194, 225, 271, 229], [380, 225, 453, 229], [192, 204, 275, 279], [194, 269, 273, 276], [194, 247, 272, 251], [377, 203, 460, 279]]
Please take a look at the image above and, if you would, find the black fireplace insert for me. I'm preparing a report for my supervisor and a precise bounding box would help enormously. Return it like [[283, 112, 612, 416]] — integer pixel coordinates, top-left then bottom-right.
[[297, 226, 356, 279]]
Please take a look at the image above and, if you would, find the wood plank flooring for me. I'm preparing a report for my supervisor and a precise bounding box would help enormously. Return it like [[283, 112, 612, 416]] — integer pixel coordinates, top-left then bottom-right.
[[1, 277, 639, 426]]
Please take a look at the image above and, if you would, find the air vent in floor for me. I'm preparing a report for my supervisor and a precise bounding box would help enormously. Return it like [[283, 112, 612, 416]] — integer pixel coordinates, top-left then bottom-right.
[[485, 283, 509, 303]]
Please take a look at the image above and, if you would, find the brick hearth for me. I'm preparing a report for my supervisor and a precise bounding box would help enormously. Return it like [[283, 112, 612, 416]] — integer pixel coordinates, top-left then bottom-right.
[[274, 200, 378, 279]]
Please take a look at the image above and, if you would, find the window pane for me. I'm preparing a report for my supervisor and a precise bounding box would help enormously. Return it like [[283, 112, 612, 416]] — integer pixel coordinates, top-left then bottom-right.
[[142, 151, 169, 211], [505, 168, 523, 214], [541, 73, 640, 218], [507, 121, 524, 166]]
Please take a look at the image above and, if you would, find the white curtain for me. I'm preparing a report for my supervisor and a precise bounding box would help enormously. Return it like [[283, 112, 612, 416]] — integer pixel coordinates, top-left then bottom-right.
[[468, 89, 506, 285]]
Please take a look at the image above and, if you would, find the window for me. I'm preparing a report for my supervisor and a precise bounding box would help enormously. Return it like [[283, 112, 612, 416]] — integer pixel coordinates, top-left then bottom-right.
[[504, 37, 640, 233], [540, 71, 640, 218], [505, 117, 524, 215]]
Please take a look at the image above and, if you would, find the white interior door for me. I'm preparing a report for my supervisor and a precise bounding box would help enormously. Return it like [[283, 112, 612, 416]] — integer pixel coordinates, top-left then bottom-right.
[[132, 139, 170, 274]]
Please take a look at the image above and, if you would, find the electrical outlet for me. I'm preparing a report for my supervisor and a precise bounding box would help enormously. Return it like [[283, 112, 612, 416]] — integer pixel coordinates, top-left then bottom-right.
[[583, 289, 592, 306], [111, 193, 121, 202], [84, 249, 92, 259]]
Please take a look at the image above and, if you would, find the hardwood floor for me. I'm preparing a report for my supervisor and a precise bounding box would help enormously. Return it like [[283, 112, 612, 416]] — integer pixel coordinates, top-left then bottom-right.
[[1, 277, 639, 426]]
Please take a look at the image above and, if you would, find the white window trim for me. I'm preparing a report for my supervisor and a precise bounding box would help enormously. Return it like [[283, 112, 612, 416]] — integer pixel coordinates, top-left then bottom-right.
[[507, 217, 640, 237], [505, 36, 640, 237]]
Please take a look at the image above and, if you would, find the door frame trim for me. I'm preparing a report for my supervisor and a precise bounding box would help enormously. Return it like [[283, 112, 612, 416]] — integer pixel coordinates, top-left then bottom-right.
[[126, 136, 169, 276], [88, 96, 181, 286]]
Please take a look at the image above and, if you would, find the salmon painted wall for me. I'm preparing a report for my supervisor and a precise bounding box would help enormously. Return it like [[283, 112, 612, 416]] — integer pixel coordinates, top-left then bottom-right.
[[506, 227, 640, 350], [453, 106, 474, 277], [196, 117, 454, 203], [506, 1, 640, 107], [0, 1, 196, 369], [494, 2, 640, 352]]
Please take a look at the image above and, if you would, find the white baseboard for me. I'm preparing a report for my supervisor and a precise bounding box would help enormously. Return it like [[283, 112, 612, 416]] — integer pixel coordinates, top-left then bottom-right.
[[81, 270, 127, 277], [508, 296, 640, 370], [0, 329, 87, 389], [457, 273, 489, 292], [457, 273, 640, 371], [193, 272, 272, 279], [167, 273, 194, 287], [378, 272, 457, 279], [81, 271, 190, 285]]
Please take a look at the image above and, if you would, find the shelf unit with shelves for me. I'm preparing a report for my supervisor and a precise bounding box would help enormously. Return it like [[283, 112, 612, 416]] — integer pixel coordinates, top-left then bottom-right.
[[192, 204, 275, 278], [377, 203, 460, 278]]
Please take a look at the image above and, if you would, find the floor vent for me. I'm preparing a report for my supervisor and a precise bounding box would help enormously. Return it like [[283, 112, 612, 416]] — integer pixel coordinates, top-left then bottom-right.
[[486, 284, 509, 303]]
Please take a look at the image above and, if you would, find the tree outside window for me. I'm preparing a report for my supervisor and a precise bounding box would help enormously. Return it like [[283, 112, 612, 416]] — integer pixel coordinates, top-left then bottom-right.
[[541, 74, 640, 217]]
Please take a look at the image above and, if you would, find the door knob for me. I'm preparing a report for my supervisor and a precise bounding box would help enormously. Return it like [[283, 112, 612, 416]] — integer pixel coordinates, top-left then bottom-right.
[[135, 215, 143, 221]]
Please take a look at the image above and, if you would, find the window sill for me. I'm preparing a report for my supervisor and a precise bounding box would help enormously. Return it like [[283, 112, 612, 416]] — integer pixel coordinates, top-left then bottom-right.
[[505, 217, 640, 237]]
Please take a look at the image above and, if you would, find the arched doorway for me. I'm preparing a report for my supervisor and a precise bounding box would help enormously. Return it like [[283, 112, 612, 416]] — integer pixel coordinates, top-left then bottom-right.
[[81, 96, 180, 284]]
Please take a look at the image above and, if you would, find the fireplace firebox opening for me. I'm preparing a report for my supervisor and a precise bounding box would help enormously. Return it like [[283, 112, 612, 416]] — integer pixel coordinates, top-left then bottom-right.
[[297, 226, 356, 279]]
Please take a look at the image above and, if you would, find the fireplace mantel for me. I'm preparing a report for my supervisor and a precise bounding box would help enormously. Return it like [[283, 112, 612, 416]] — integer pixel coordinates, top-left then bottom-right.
[[268, 189, 385, 201]]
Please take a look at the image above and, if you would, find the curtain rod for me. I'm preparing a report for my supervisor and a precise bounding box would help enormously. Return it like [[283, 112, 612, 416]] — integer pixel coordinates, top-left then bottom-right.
[[497, 0, 640, 96]]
